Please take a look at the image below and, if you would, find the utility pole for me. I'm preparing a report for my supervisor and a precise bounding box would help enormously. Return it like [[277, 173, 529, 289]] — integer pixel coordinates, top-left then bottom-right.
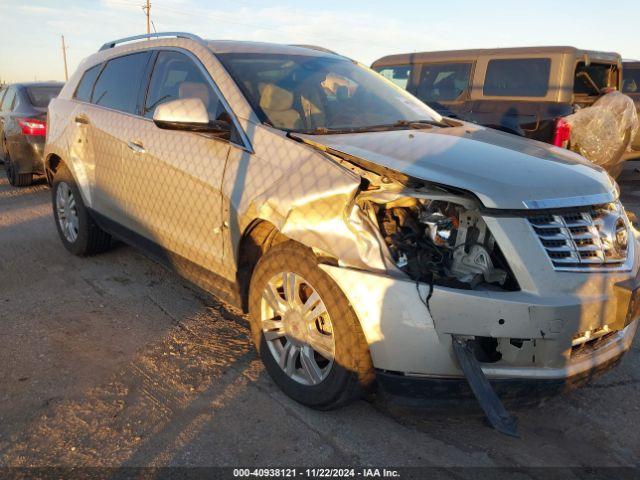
[[143, 0, 151, 35], [61, 35, 69, 81]]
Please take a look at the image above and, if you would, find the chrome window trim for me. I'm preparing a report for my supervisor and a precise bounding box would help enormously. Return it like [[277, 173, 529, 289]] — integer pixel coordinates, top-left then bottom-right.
[[522, 190, 618, 210]]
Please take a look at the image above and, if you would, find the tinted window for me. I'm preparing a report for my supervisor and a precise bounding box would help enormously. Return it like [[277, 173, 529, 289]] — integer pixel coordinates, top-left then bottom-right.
[[483, 58, 551, 97], [219, 53, 438, 132], [74, 64, 102, 102], [416, 62, 472, 102], [144, 51, 225, 121], [92, 52, 150, 114], [1, 88, 16, 112], [623, 68, 640, 94], [26, 86, 62, 108], [0, 89, 6, 107], [574, 62, 616, 95], [375, 65, 412, 89]]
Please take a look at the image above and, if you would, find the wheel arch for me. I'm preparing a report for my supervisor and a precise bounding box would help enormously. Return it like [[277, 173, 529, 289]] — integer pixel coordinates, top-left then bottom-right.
[[235, 219, 289, 312], [44, 153, 64, 185]]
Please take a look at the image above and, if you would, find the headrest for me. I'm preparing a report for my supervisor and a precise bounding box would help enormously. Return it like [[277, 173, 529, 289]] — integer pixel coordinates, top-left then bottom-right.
[[179, 82, 210, 108], [260, 84, 294, 112]]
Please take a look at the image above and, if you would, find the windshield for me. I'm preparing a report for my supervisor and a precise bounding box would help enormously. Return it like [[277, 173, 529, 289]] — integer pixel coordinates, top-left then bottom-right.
[[26, 86, 62, 108], [217, 53, 440, 133], [623, 68, 640, 94]]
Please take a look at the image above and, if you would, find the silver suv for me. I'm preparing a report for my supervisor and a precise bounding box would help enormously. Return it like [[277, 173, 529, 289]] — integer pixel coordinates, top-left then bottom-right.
[[45, 33, 639, 414]]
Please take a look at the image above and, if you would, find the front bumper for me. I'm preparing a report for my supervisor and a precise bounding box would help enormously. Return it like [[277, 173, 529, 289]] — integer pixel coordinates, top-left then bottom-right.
[[376, 350, 627, 400], [319, 263, 639, 382]]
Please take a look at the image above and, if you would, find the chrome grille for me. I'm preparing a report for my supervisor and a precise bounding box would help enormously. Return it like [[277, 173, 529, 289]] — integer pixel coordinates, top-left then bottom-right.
[[527, 202, 631, 270]]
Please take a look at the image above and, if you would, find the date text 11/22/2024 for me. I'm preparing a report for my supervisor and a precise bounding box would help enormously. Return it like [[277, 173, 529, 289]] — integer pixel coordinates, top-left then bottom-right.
[[232, 468, 401, 478]]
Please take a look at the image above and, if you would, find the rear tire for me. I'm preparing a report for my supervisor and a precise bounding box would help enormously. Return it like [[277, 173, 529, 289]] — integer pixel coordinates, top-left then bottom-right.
[[52, 163, 112, 256], [248, 241, 374, 410], [4, 151, 33, 187]]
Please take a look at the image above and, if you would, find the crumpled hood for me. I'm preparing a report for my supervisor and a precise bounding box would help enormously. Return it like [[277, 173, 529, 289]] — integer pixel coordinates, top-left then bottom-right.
[[295, 125, 617, 209]]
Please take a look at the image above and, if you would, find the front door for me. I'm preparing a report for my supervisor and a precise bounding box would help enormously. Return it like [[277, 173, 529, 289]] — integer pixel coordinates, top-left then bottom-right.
[[122, 49, 237, 275]]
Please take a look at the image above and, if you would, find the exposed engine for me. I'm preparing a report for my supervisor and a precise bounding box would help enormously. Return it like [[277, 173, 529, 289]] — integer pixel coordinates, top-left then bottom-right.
[[376, 198, 512, 289]]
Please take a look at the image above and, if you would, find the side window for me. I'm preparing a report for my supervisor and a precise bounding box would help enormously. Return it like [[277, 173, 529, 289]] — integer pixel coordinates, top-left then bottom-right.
[[483, 58, 551, 97], [0, 89, 6, 108], [574, 62, 616, 96], [415, 62, 472, 102], [623, 69, 640, 94], [1, 88, 16, 112], [144, 51, 227, 121], [375, 65, 412, 90], [13, 89, 24, 111], [74, 64, 102, 103], [92, 52, 150, 114]]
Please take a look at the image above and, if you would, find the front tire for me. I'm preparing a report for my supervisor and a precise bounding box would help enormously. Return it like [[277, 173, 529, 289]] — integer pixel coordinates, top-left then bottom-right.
[[52, 163, 111, 256], [249, 241, 374, 409]]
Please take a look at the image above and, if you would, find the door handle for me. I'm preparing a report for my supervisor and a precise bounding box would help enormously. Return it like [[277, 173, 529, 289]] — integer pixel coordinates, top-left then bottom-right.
[[126, 140, 146, 154], [74, 115, 89, 125]]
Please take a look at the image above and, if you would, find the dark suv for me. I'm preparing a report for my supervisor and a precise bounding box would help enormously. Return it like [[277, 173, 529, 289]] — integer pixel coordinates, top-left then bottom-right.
[[0, 82, 63, 186], [372, 47, 630, 173]]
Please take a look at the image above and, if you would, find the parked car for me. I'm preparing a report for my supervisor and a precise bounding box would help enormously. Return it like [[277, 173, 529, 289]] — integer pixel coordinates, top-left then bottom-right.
[[45, 34, 639, 420], [622, 60, 640, 159], [371, 47, 633, 175], [0, 82, 63, 186]]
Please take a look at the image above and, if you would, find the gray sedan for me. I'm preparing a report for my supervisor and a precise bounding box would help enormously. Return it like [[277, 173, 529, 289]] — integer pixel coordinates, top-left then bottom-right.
[[0, 82, 63, 186]]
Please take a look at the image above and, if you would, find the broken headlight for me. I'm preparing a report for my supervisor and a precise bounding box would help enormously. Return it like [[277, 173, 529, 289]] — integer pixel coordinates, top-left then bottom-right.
[[376, 198, 516, 290]]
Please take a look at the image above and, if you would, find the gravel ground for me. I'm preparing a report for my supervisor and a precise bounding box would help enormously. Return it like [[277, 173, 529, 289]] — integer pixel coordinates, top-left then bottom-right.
[[0, 163, 639, 470]]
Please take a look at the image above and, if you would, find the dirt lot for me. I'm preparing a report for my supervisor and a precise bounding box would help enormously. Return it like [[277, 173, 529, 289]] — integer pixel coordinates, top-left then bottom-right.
[[1, 164, 639, 470]]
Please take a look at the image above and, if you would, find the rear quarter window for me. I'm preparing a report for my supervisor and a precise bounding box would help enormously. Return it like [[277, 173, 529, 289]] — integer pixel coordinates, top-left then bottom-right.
[[483, 58, 551, 97], [74, 64, 103, 103], [1, 88, 16, 112]]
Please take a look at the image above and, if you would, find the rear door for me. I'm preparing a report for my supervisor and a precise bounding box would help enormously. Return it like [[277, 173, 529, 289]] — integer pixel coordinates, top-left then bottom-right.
[[87, 51, 152, 222], [411, 61, 474, 119]]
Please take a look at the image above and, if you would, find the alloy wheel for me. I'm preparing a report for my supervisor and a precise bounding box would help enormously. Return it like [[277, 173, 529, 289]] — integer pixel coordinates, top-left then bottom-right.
[[56, 182, 79, 243], [260, 272, 335, 386]]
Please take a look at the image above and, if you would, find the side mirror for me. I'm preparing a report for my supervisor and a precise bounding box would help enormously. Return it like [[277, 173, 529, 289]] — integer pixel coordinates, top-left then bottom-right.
[[153, 98, 231, 137]]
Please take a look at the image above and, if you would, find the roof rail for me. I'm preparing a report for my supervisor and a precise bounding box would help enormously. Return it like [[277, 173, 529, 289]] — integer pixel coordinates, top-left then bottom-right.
[[99, 32, 204, 51], [289, 44, 340, 56]]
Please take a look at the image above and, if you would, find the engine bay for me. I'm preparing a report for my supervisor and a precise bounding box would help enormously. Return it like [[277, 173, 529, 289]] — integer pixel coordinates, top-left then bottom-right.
[[375, 198, 516, 290]]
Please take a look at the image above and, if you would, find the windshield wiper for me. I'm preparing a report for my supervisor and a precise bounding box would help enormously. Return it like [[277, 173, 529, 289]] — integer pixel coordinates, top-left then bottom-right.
[[294, 119, 449, 135], [392, 119, 450, 128]]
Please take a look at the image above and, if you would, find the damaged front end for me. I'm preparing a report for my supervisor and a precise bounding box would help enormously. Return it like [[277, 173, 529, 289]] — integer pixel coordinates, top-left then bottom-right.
[[268, 133, 638, 435]]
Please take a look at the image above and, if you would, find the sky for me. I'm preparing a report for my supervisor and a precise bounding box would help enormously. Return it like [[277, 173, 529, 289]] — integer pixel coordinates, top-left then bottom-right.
[[1, 0, 639, 83]]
